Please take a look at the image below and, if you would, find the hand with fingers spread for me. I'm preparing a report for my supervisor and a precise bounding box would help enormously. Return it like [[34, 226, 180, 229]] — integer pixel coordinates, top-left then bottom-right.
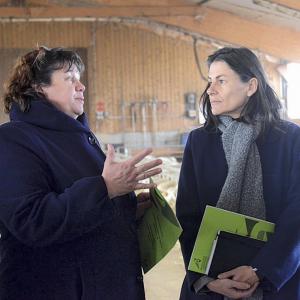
[[207, 278, 259, 299], [102, 145, 162, 199]]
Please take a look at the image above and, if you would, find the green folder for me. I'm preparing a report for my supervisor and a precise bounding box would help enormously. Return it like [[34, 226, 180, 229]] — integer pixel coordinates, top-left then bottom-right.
[[137, 186, 182, 273], [188, 205, 275, 274]]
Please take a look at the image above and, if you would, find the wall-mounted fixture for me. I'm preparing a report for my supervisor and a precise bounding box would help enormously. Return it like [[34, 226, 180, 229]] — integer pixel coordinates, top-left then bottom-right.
[[96, 101, 108, 120], [184, 92, 197, 119]]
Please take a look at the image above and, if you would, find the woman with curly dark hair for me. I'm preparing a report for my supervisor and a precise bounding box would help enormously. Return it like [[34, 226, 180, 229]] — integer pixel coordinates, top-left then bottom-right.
[[0, 46, 162, 300], [176, 47, 300, 300]]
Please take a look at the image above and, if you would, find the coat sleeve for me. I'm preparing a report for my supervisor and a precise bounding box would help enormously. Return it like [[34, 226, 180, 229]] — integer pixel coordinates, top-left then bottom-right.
[[176, 131, 207, 291], [251, 127, 300, 291], [0, 128, 118, 247]]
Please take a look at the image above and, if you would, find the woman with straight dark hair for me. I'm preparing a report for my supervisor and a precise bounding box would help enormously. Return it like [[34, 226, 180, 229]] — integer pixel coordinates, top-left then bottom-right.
[[176, 47, 300, 299], [0, 46, 162, 299]]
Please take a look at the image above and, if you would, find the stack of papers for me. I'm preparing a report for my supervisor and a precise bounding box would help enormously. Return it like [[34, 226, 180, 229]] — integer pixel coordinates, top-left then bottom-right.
[[188, 205, 275, 275]]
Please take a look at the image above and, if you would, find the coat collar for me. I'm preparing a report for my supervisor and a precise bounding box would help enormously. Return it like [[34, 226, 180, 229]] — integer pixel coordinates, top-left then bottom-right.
[[10, 98, 90, 133]]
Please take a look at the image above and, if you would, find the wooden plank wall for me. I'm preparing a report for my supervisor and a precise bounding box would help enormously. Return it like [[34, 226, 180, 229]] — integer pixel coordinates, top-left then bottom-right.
[[0, 20, 282, 134], [94, 22, 212, 134]]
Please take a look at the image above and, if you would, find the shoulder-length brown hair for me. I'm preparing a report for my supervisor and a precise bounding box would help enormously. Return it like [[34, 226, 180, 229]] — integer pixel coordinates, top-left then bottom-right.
[[3, 46, 84, 113], [201, 47, 282, 133]]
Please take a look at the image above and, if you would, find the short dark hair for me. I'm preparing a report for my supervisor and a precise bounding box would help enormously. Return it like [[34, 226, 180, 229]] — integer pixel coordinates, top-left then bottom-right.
[[201, 47, 282, 132], [3, 46, 84, 113]]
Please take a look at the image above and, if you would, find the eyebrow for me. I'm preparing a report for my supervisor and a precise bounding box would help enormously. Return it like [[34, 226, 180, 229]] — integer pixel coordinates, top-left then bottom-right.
[[208, 74, 227, 80], [64, 72, 80, 79]]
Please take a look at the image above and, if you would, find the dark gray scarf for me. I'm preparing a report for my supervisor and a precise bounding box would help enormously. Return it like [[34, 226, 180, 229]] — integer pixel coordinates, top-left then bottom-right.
[[217, 115, 266, 300]]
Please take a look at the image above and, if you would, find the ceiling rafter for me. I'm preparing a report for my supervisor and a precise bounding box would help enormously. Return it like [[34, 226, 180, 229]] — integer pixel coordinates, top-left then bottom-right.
[[268, 0, 300, 11], [1, 1, 300, 61], [0, 0, 202, 7], [0, 6, 207, 17], [151, 6, 300, 62]]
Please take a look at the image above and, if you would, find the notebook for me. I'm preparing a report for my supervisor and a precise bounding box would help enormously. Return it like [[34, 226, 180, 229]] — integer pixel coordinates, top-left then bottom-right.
[[207, 231, 266, 278]]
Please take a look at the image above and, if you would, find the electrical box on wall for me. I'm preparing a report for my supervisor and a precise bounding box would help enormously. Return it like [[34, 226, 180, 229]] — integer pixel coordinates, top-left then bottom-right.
[[184, 92, 197, 119], [96, 101, 108, 120]]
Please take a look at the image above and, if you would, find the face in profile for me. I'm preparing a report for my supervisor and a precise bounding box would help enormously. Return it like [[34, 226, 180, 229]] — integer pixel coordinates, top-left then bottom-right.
[[207, 60, 256, 118], [41, 65, 85, 119]]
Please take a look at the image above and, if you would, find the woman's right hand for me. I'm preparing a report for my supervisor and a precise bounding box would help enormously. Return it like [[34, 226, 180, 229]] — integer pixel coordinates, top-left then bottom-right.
[[207, 278, 259, 299], [102, 144, 162, 199]]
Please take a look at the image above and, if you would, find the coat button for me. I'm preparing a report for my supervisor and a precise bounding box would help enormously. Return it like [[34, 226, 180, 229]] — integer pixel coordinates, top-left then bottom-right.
[[136, 275, 143, 282], [88, 135, 96, 145]]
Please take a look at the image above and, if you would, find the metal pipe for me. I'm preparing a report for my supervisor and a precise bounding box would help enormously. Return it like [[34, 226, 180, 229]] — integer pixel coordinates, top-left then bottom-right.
[[151, 98, 158, 147], [141, 101, 147, 147], [130, 102, 136, 133]]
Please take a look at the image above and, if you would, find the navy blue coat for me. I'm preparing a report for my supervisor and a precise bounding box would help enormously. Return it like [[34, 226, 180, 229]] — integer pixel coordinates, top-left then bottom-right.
[[176, 121, 300, 300], [0, 100, 145, 300]]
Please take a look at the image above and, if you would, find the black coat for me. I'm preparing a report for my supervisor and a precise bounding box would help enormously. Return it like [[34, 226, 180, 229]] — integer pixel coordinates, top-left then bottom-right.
[[176, 123, 300, 299], [0, 100, 145, 300]]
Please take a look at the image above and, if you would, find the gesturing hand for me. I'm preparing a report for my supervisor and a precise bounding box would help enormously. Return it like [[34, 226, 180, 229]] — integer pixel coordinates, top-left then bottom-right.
[[102, 145, 162, 198]]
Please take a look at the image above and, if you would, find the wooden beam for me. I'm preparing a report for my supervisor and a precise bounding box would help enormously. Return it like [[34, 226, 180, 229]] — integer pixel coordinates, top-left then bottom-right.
[[3, 0, 201, 7], [0, 6, 210, 17], [55, 0, 198, 6], [1, 4, 300, 62], [151, 7, 300, 62], [25, 0, 57, 6], [270, 0, 300, 10]]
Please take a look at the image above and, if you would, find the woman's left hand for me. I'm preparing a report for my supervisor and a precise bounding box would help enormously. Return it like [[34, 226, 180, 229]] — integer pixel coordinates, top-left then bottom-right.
[[218, 266, 260, 286], [136, 193, 152, 220]]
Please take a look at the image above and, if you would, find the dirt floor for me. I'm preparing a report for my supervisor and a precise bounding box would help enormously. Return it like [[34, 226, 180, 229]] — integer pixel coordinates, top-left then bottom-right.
[[144, 242, 185, 300]]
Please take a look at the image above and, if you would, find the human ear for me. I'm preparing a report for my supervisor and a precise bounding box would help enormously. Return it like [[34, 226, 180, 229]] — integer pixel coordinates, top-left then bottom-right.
[[247, 78, 258, 97], [32, 83, 43, 93], [32, 83, 48, 97]]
